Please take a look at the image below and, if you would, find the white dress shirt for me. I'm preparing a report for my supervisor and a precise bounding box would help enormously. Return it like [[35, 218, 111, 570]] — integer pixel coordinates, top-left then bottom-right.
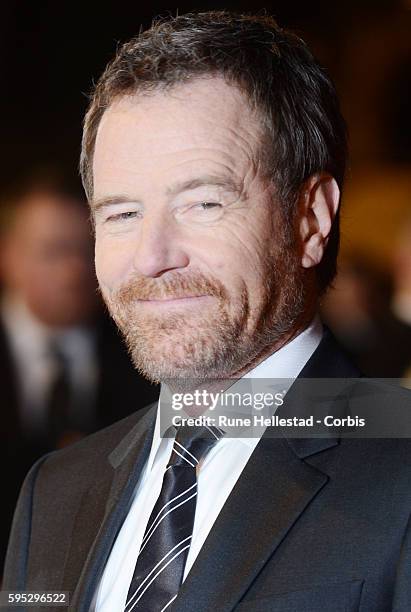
[[93, 317, 323, 611]]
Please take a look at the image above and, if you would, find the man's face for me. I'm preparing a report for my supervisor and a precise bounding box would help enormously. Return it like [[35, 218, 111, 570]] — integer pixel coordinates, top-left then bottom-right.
[[92, 77, 306, 382]]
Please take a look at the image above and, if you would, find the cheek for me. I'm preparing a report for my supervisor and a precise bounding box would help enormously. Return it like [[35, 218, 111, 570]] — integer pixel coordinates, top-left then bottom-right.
[[197, 235, 265, 299], [210, 223, 270, 282], [94, 234, 134, 290]]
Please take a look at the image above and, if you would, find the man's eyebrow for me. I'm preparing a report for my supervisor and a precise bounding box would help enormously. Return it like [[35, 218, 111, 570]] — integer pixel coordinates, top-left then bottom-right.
[[166, 175, 243, 197], [90, 195, 140, 212], [90, 175, 244, 211]]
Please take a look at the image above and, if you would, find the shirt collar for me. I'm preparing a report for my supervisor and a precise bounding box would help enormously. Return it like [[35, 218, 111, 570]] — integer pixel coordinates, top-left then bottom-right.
[[1, 292, 94, 361], [147, 315, 323, 468], [1, 293, 52, 358]]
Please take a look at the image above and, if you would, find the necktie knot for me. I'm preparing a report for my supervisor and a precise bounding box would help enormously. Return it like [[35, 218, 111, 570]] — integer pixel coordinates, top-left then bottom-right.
[[168, 424, 225, 467]]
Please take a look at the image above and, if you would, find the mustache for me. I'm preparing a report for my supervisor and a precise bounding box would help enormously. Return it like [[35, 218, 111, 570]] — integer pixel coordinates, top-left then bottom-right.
[[111, 272, 228, 304]]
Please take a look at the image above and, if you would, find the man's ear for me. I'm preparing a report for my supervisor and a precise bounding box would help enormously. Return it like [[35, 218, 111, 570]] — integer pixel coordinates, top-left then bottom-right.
[[298, 173, 340, 269]]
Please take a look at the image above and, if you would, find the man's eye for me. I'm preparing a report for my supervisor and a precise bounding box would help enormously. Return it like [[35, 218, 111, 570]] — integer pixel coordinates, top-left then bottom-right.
[[107, 211, 138, 222], [196, 202, 222, 211], [182, 201, 224, 222]]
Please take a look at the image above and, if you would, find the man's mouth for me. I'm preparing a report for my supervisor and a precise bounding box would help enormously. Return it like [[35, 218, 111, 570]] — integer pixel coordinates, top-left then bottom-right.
[[136, 295, 213, 307]]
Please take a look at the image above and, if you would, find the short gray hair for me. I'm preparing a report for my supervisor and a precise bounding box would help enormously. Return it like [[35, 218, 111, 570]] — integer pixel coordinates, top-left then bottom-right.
[[80, 11, 347, 290]]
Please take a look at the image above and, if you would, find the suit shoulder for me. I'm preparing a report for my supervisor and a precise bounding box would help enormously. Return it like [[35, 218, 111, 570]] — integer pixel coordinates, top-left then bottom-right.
[[37, 403, 156, 480]]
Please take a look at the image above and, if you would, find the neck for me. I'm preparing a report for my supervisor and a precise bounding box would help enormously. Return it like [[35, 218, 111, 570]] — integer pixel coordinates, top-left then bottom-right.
[[163, 307, 318, 399], [231, 309, 317, 379]]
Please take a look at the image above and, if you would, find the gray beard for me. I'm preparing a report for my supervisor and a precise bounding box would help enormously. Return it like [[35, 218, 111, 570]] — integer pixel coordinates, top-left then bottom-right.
[[102, 246, 306, 384]]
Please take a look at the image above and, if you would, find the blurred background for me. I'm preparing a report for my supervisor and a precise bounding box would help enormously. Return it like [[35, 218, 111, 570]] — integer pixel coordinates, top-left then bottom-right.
[[0, 0, 410, 576]]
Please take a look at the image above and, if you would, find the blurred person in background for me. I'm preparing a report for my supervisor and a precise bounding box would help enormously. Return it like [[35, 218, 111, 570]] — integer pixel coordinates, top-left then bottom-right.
[[386, 216, 411, 381], [321, 253, 393, 373], [357, 217, 411, 381], [0, 169, 159, 575], [322, 221, 411, 381]]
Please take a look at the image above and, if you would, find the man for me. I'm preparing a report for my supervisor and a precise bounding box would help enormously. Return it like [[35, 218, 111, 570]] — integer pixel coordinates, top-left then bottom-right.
[[0, 175, 158, 574], [4, 12, 411, 612]]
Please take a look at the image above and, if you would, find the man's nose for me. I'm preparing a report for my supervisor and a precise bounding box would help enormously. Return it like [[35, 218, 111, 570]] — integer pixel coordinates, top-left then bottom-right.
[[133, 213, 189, 278]]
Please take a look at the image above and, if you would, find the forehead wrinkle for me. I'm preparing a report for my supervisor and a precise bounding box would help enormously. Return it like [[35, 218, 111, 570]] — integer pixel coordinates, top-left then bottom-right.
[[190, 114, 261, 157], [185, 143, 254, 181], [189, 126, 263, 187], [93, 145, 256, 208], [162, 156, 249, 201], [131, 87, 259, 162], [226, 126, 262, 165], [94, 78, 267, 204]]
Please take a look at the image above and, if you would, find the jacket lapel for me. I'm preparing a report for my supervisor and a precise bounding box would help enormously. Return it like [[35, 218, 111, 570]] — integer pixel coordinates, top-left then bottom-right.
[[63, 405, 157, 612], [173, 330, 359, 611], [173, 434, 332, 612]]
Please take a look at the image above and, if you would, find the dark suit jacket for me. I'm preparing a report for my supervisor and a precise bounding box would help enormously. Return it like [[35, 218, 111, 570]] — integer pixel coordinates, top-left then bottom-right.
[[4, 332, 411, 611]]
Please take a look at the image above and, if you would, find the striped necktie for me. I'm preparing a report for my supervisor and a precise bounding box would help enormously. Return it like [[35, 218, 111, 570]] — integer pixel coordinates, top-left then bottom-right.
[[124, 424, 224, 612]]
